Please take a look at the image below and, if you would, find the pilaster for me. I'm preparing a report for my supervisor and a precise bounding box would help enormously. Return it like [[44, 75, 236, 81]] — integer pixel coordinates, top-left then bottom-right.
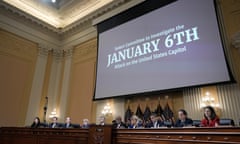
[[46, 49, 64, 121], [59, 48, 73, 120], [25, 44, 51, 125]]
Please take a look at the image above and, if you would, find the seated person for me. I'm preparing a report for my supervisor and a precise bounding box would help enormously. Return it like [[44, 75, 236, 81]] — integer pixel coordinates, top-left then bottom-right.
[[31, 117, 41, 128], [114, 116, 127, 128], [144, 119, 151, 128], [146, 113, 164, 128], [63, 117, 73, 128], [138, 119, 144, 127], [200, 106, 219, 127], [82, 119, 90, 128], [49, 117, 61, 128], [125, 119, 131, 128], [128, 115, 141, 129], [175, 109, 193, 127]]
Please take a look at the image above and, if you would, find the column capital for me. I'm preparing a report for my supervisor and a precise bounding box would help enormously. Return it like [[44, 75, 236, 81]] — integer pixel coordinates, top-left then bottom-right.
[[64, 48, 73, 58], [38, 44, 52, 57], [53, 49, 64, 62]]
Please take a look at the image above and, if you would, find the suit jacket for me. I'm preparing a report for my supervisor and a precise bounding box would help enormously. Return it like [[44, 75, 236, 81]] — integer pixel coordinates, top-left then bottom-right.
[[63, 123, 74, 128], [128, 124, 138, 129], [146, 120, 164, 128], [49, 123, 61, 128], [175, 118, 193, 127], [115, 122, 127, 128], [31, 122, 47, 128], [81, 124, 89, 128], [31, 122, 40, 128], [128, 123, 143, 129]]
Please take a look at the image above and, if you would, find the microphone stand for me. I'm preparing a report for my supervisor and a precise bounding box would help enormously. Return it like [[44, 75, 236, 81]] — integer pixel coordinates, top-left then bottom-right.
[[43, 96, 48, 123]]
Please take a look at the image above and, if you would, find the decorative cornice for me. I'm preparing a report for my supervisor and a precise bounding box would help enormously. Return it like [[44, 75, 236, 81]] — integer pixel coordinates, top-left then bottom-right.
[[61, 0, 129, 33], [3, 0, 116, 28], [232, 32, 240, 50], [0, 0, 144, 51], [0, 1, 60, 34], [0, 0, 135, 35]]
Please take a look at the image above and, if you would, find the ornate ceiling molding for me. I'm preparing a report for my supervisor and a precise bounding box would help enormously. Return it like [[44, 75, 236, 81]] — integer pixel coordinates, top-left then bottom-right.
[[0, 0, 136, 35], [2, 0, 128, 29], [0, 0, 144, 51], [0, 1, 60, 34], [59, 0, 131, 33]]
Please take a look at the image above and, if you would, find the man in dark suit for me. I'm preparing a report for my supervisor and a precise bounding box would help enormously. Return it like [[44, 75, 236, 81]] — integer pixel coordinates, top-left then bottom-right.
[[49, 117, 61, 128], [174, 109, 193, 127], [114, 116, 127, 128], [63, 117, 74, 128], [146, 113, 164, 128]]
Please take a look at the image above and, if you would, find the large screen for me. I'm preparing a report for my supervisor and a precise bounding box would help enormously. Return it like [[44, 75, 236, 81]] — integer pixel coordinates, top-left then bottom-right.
[[95, 0, 232, 100]]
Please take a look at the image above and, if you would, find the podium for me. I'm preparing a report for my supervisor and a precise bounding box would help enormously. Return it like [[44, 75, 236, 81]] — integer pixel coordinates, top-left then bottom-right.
[[88, 124, 112, 144]]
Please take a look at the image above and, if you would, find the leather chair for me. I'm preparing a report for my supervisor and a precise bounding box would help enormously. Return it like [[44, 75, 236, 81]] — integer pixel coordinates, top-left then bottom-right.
[[163, 121, 173, 128], [40, 122, 48, 128], [219, 119, 235, 126], [192, 120, 201, 127]]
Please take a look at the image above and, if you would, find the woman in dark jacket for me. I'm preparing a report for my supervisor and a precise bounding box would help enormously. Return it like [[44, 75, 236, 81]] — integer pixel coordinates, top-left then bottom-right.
[[31, 117, 41, 128]]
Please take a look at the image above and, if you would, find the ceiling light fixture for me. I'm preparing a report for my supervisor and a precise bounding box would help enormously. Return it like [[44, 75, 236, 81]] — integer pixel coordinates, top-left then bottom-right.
[[51, 0, 56, 3]]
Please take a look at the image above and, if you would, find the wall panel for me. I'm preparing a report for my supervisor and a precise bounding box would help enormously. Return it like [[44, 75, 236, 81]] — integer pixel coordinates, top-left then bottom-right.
[[217, 83, 240, 125], [0, 29, 37, 126], [67, 38, 97, 124]]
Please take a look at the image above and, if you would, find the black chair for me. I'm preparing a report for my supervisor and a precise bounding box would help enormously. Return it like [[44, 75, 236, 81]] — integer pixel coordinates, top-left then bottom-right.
[[72, 123, 81, 128], [39, 122, 48, 128], [192, 120, 201, 127], [219, 119, 235, 126], [163, 121, 173, 128]]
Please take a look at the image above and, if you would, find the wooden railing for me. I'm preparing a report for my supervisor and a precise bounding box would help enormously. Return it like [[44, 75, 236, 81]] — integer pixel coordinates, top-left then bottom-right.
[[0, 127, 89, 144], [1, 126, 240, 144], [113, 127, 240, 144]]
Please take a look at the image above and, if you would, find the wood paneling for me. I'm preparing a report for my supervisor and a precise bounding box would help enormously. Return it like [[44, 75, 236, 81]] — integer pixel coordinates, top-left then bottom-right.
[[113, 127, 240, 144], [67, 38, 97, 124], [0, 127, 88, 144], [0, 29, 38, 126], [217, 83, 240, 125], [2, 127, 240, 144]]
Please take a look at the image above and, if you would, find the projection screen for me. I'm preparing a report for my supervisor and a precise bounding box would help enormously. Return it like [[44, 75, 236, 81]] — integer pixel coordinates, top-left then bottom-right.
[[94, 0, 232, 100]]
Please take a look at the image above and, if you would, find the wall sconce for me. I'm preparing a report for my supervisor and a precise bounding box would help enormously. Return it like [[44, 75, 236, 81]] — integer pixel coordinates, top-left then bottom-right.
[[200, 92, 220, 108], [49, 108, 58, 118], [101, 103, 112, 116]]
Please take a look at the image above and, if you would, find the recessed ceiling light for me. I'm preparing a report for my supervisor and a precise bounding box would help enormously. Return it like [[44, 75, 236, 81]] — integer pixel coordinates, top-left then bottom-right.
[[51, 0, 56, 3]]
